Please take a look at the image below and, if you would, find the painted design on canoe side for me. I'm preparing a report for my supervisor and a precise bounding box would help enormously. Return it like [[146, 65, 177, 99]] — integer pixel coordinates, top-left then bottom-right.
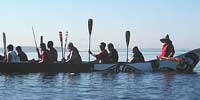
[[177, 52, 199, 72]]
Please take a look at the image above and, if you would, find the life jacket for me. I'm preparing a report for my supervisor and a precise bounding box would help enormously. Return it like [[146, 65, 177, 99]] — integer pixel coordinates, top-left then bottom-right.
[[160, 43, 175, 58], [7, 51, 19, 63]]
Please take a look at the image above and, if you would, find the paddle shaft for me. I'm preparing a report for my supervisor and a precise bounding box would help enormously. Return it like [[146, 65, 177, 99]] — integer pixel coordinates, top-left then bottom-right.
[[88, 19, 93, 62], [32, 27, 40, 59], [89, 35, 91, 61], [32, 27, 38, 48], [63, 32, 68, 59]]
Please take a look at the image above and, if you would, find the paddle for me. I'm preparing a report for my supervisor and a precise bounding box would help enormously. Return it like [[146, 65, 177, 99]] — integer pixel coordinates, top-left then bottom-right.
[[125, 31, 130, 62], [88, 19, 93, 62], [32, 27, 40, 60], [59, 31, 64, 59], [2, 32, 6, 58], [40, 35, 43, 44], [63, 31, 68, 59]]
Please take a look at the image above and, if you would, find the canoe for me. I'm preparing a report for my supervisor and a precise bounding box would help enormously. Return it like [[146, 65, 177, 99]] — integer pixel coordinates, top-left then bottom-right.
[[94, 48, 200, 72], [0, 48, 199, 73]]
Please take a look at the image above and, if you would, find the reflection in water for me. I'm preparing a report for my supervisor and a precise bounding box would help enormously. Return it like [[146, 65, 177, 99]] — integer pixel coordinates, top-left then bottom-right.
[[0, 72, 200, 100]]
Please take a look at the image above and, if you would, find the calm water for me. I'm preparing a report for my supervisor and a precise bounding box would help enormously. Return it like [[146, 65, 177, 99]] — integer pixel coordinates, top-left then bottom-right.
[[0, 50, 200, 100]]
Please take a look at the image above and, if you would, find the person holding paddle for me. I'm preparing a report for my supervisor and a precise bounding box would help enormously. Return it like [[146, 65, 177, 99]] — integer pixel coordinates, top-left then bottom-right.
[[89, 42, 109, 63], [47, 41, 58, 62], [65, 42, 82, 64], [37, 43, 49, 63]]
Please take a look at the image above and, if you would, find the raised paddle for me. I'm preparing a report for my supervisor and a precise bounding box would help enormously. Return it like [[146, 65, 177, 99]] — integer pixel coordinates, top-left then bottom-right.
[[40, 35, 43, 44], [125, 31, 130, 62], [88, 19, 93, 62], [2, 32, 6, 58], [63, 31, 68, 59], [32, 27, 40, 60], [59, 31, 64, 59]]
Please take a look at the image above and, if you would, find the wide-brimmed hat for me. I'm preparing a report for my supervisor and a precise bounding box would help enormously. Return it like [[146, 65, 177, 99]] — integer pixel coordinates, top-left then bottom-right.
[[160, 34, 171, 43]]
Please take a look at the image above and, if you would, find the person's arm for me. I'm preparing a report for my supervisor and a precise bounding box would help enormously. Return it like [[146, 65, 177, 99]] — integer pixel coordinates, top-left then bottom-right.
[[66, 51, 73, 63], [36, 48, 41, 59], [168, 45, 175, 57], [89, 50, 96, 57], [7, 53, 12, 63]]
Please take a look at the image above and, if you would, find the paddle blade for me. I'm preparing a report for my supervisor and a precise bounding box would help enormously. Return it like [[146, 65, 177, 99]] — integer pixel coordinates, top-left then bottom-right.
[[2, 32, 6, 52], [125, 31, 130, 47], [40, 36, 43, 44], [88, 19, 93, 35], [59, 31, 63, 42]]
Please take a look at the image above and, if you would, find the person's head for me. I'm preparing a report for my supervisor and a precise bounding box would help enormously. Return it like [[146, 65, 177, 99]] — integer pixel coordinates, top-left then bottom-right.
[[160, 34, 172, 44], [132, 46, 140, 54], [107, 43, 114, 51], [47, 41, 54, 49], [16, 46, 22, 53], [67, 42, 74, 50], [99, 42, 106, 51], [7, 44, 14, 51], [40, 43, 46, 50]]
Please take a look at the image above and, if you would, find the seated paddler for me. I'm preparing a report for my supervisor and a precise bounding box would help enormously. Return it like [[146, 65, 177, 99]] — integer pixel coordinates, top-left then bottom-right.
[[65, 42, 82, 64], [6, 44, 19, 63], [47, 41, 58, 62], [89, 42, 109, 63], [128, 46, 145, 63], [16, 46, 28, 62], [36, 43, 50, 63], [107, 43, 118, 63]]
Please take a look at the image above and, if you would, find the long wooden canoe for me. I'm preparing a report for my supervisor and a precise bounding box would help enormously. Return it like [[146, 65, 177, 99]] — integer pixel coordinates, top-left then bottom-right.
[[0, 48, 199, 73]]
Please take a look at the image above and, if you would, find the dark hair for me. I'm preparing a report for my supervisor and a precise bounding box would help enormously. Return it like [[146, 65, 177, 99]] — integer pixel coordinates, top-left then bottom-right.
[[100, 42, 106, 48], [16, 46, 22, 51], [108, 43, 114, 48], [7, 44, 14, 51], [68, 42, 74, 48], [47, 41, 53, 46], [40, 43, 46, 48]]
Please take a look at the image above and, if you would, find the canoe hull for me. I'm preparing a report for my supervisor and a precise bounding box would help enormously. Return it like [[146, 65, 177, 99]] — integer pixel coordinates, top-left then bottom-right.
[[0, 63, 93, 73]]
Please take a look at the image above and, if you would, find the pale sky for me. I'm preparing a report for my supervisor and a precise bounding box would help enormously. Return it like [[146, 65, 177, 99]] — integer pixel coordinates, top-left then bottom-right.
[[0, 0, 200, 50]]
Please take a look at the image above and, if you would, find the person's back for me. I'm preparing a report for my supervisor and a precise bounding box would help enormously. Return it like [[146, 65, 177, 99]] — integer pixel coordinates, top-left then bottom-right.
[[18, 51, 28, 62], [66, 43, 82, 64], [129, 46, 145, 63], [47, 41, 58, 62], [7, 44, 19, 63], [7, 51, 18, 63], [107, 43, 118, 63], [16, 46, 28, 62]]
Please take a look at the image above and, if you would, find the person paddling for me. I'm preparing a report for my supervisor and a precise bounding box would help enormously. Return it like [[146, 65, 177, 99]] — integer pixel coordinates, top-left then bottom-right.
[[159, 34, 175, 59], [107, 43, 118, 63], [37, 43, 49, 63], [47, 41, 58, 62], [89, 42, 109, 63], [16, 46, 28, 62], [6, 44, 19, 63], [129, 46, 145, 63], [65, 42, 82, 64]]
